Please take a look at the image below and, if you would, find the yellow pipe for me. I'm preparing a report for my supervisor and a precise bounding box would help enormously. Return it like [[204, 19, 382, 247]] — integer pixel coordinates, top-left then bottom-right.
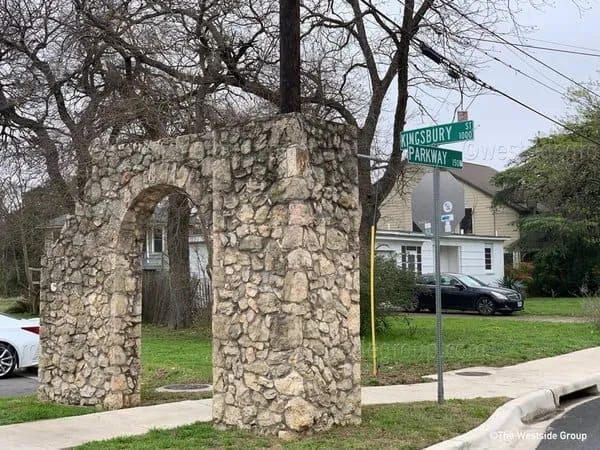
[[370, 225, 377, 376]]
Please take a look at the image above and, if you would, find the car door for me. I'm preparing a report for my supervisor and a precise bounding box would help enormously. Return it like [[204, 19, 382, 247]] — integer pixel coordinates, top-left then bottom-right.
[[439, 275, 459, 309], [445, 276, 476, 311], [416, 275, 435, 310]]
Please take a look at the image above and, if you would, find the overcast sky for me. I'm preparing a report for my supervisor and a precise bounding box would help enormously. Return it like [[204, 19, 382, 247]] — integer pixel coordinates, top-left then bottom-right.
[[403, 1, 600, 170]]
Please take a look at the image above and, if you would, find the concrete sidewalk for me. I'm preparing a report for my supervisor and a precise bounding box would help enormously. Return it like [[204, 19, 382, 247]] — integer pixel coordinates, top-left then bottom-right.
[[3, 347, 600, 450]]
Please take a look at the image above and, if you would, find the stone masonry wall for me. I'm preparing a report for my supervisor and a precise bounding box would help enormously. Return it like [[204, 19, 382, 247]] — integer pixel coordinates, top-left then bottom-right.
[[39, 114, 361, 435], [211, 117, 361, 436]]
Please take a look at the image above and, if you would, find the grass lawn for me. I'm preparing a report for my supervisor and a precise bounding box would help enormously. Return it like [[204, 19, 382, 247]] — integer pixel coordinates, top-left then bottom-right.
[[0, 296, 20, 313], [141, 324, 213, 404], [523, 297, 587, 317], [362, 315, 600, 384], [2, 315, 599, 426], [75, 398, 508, 450], [141, 316, 600, 388], [0, 396, 96, 425]]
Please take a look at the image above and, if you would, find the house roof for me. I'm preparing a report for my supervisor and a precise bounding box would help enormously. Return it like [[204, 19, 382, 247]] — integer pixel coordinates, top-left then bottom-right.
[[449, 162, 499, 197], [448, 162, 529, 213]]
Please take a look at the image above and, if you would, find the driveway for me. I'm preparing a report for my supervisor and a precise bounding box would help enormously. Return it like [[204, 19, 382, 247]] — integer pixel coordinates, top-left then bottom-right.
[[0, 370, 39, 397]]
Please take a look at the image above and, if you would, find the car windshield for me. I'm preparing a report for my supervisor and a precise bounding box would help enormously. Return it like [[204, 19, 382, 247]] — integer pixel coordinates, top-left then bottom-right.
[[453, 274, 487, 287]]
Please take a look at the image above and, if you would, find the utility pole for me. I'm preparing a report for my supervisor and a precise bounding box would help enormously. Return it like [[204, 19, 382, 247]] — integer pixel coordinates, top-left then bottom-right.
[[279, 0, 301, 113]]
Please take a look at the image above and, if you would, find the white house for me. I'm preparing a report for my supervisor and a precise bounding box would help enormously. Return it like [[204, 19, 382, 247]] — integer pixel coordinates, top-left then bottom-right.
[[375, 230, 506, 286], [377, 162, 530, 284], [142, 206, 210, 278]]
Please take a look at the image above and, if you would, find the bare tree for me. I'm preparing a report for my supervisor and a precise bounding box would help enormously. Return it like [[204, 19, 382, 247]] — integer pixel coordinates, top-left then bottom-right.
[[0, 0, 566, 320], [169, 0, 548, 262], [0, 0, 248, 325]]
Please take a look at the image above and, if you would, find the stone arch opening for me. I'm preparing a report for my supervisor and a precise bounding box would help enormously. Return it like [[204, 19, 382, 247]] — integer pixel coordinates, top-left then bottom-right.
[[113, 183, 210, 401], [40, 114, 362, 435]]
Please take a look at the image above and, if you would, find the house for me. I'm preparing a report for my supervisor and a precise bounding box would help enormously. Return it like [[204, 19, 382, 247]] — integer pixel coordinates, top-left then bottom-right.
[[377, 162, 529, 285]]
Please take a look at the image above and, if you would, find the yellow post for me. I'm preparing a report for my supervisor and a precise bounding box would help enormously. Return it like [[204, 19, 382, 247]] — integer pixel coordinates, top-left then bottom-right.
[[370, 225, 377, 376]]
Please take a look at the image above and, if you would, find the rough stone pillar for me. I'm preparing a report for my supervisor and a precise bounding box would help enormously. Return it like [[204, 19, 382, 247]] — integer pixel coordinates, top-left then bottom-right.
[[211, 114, 361, 437], [38, 212, 142, 409]]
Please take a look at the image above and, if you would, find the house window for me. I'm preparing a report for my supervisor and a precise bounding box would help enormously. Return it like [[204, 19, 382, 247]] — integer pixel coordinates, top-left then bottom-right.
[[152, 227, 164, 253], [484, 245, 492, 271], [460, 208, 473, 234], [401, 245, 422, 273]]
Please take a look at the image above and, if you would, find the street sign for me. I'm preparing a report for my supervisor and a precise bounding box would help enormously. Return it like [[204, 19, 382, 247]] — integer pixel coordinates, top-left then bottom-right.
[[401, 120, 474, 148], [406, 145, 463, 169], [401, 120, 475, 405]]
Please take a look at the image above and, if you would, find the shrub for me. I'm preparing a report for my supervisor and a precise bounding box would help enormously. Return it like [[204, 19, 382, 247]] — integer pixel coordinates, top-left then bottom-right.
[[526, 250, 600, 297], [504, 262, 534, 295], [497, 275, 526, 297], [360, 253, 417, 336], [505, 261, 534, 283]]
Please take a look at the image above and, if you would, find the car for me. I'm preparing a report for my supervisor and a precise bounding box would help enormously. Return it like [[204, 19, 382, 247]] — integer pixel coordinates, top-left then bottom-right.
[[414, 273, 524, 315], [0, 313, 40, 378]]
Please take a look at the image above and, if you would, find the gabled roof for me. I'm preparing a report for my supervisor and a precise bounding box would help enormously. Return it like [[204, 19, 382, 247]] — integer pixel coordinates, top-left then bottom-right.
[[448, 162, 529, 213], [449, 162, 499, 197]]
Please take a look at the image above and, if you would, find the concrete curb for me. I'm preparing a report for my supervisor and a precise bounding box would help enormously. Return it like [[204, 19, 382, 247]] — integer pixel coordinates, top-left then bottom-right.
[[425, 375, 600, 450]]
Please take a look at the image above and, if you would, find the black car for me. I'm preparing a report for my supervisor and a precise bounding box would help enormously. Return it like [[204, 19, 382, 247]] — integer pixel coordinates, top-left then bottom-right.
[[414, 273, 524, 315]]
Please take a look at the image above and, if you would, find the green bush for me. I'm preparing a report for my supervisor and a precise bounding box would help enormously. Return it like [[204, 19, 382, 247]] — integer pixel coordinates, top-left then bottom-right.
[[527, 249, 600, 297], [360, 253, 417, 336], [497, 275, 526, 297]]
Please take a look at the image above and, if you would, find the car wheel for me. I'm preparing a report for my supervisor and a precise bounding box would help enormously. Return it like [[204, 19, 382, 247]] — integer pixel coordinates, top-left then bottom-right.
[[476, 297, 495, 316], [0, 342, 17, 379]]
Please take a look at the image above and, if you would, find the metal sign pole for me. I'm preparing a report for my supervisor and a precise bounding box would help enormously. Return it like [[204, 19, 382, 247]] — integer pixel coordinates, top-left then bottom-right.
[[433, 167, 444, 404], [400, 117, 472, 405]]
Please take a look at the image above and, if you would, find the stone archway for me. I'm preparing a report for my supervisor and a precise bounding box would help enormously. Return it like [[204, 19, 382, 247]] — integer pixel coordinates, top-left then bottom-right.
[[39, 114, 362, 435]]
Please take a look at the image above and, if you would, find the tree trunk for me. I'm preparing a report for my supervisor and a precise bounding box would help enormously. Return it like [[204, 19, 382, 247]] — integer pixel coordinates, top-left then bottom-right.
[[166, 192, 192, 329]]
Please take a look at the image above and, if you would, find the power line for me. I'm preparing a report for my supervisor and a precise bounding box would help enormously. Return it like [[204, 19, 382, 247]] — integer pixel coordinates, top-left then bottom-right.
[[417, 40, 600, 148], [473, 47, 568, 98], [519, 36, 600, 53], [472, 38, 600, 58], [499, 42, 572, 96], [357, 0, 600, 145], [442, 1, 600, 100], [430, 24, 574, 101], [390, 0, 581, 102]]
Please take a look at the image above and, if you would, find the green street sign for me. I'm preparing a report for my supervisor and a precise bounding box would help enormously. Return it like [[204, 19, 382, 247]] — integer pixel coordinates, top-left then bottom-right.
[[406, 145, 463, 170], [401, 120, 474, 148]]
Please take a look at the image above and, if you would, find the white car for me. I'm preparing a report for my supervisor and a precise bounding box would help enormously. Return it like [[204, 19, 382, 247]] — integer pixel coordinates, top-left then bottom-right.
[[0, 313, 40, 378]]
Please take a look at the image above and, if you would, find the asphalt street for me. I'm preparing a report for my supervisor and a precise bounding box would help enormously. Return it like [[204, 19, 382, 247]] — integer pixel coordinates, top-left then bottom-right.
[[537, 397, 600, 450], [0, 370, 39, 397]]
